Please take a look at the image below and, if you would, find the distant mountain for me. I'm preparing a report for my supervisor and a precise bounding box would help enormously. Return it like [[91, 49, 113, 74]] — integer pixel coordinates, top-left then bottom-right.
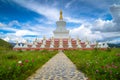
[[10, 43, 16, 47], [108, 43, 120, 48], [0, 38, 13, 50]]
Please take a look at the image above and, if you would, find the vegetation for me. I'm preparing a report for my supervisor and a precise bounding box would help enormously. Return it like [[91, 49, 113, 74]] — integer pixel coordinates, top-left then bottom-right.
[[0, 50, 57, 80], [0, 38, 13, 51], [64, 48, 120, 80]]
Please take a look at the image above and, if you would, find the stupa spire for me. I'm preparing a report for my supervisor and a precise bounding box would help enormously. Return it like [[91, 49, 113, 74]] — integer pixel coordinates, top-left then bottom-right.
[[59, 10, 63, 20]]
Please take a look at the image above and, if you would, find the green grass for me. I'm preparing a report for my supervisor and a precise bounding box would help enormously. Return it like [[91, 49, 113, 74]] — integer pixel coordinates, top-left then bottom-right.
[[0, 50, 57, 80], [64, 48, 120, 80]]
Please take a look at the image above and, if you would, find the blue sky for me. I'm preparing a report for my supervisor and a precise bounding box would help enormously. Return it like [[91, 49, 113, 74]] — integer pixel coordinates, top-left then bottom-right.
[[0, 0, 120, 43]]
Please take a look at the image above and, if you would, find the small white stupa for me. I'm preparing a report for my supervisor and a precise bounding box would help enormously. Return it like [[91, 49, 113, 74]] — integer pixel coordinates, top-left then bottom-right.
[[40, 36, 46, 48], [95, 42, 109, 48], [76, 36, 82, 48], [104, 42, 108, 48], [85, 39, 91, 48], [102, 42, 108, 48], [50, 37, 54, 48], [14, 41, 20, 48], [31, 41, 36, 48], [23, 40, 28, 48]]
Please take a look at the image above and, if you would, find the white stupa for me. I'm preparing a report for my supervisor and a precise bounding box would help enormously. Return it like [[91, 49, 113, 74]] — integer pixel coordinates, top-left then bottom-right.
[[104, 42, 108, 48], [14, 41, 20, 48], [23, 43, 28, 48], [31, 41, 36, 48], [40, 36, 46, 48], [53, 10, 69, 38], [85, 39, 91, 48], [50, 37, 54, 48], [76, 37, 82, 48], [102, 42, 108, 48]]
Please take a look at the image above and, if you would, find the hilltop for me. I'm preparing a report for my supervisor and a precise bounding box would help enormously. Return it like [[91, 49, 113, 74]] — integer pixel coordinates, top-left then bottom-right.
[[0, 38, 13, 50]]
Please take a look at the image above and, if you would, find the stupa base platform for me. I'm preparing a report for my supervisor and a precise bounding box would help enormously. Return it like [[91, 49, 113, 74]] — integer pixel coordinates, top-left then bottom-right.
[[13, 47, 108, 51]]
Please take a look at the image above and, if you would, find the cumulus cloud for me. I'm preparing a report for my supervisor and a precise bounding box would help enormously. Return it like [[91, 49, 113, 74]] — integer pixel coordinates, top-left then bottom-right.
[[110, 4, 120, 22], [70, 17, 120, 41], [110, 4, 120, 31], [12, 0, 59, 21], [70, 24, 103, 41], [91, 19, 116, 32], [0, 22, 6, 27], [70, 5, 120, 42], [0, 20, 55, 42], [15, 30, 38, 37]]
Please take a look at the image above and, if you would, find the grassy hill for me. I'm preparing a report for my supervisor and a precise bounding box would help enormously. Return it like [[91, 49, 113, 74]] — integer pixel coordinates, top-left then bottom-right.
[[0, 38, 13, 50]]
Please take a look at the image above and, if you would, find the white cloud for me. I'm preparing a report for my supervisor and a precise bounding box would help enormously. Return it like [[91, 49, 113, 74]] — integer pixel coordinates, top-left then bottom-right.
[[2, 34, 31, 43], [13, 0, 59, 21], [0, 21, 20, 31], [12, 0, 85, 24], [108, 39, 120, 44], [110, 4, 120, 31], [70, 15, 120, 41], [92, 19, 116, 32], [65, 17, 86, 24], [70, 24, 103, 41], [8, 20, 20, 27], [15, 30, 38, 37], [3, 36, 10, 42], [0, 20, 55, 42], [101, 32, 120, 39], [110, 4, 120, 22], [0, 22, 6, 27], [20, 23, 55, 37], [0, 27, 18, 32], [65, 0, 76, 8]]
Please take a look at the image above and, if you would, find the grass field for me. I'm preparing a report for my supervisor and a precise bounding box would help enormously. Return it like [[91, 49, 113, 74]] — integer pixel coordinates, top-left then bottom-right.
[[64, 48, 120, 80], [0, 48, 120, 80], [0, 50, 57, 80]]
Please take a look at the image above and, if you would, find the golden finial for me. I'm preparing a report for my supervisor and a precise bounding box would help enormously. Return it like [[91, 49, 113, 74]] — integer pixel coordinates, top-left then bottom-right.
[[59, 10, 63, 20]]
